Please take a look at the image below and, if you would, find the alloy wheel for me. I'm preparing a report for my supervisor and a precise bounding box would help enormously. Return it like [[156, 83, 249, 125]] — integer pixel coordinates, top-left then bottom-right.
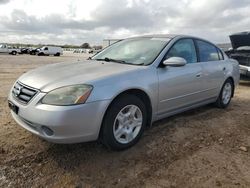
[[222, 82, 232, 105], [113, 105, 143, 144]]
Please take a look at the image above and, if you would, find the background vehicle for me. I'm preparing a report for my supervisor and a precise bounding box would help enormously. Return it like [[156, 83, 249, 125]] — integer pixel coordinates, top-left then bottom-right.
[[73, 49, 89, 53], [0, 44, 21, 55], [8, 35, 239, 150], [20, 48, 31, 54], [37, 46, 63, 56], [225, 32, 250, 77], [89, 48, 102, 54], [29, 48, 40, 55]]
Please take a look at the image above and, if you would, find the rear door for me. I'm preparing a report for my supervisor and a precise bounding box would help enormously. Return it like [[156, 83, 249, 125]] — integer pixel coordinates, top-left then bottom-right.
[[157, 38, 205, 116], [195, 39, 226, 98]]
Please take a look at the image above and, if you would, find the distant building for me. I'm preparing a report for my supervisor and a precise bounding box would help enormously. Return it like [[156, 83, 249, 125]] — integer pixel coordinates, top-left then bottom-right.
[[103, 39, 122, 47]]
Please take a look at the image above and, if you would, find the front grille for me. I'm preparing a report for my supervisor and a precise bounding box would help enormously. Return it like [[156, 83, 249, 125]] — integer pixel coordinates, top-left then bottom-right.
[[12, 82, 38, 104]]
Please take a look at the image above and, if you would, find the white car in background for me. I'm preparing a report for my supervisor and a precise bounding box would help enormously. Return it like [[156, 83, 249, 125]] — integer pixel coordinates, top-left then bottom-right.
[[0, 44, 21, 55], [37, 46, 63, 56]]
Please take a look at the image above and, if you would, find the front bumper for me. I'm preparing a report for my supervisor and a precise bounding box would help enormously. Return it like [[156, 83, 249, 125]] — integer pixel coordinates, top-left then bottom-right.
[[239, 65, 250, 77], [8, 91, 110, 143]]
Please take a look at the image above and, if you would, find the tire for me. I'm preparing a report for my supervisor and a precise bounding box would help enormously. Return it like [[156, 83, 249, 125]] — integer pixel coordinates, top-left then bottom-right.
[[54, 53, 60, 56], [12, 51, 17, 55], [215, 79, 234, 108], [101, 94, 147, 150], [38, 52, 44, 56]]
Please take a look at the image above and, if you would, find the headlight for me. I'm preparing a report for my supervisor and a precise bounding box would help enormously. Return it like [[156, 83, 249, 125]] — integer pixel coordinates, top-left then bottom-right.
[[42, 85, 93, 106]]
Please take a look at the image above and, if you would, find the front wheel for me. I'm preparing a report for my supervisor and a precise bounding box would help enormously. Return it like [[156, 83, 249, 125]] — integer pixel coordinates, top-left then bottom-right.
[[101, 95, 147, 150], [216, 79, 234, 108], [38, 52, 44, 56]]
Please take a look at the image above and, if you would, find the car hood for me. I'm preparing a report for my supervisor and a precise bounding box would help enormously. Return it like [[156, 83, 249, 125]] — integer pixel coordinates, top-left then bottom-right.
[[230, 32, 250, 49], [18, 60, 143, 92]]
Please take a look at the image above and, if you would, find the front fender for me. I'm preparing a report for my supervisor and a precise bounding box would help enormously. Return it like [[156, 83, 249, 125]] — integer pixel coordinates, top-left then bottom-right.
[[87, 67, 158, 119]]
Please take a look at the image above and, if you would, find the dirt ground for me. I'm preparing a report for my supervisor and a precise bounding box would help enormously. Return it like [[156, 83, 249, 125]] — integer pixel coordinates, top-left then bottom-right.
[[0, 53, 250, 188]]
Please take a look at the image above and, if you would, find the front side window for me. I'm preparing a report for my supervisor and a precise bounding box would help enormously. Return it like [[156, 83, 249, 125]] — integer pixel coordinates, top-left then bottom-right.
[[0, 44, 3, 48], [196, 40, 220, 62], [92, 37, 170, 65], [165, 39, 197, 64]]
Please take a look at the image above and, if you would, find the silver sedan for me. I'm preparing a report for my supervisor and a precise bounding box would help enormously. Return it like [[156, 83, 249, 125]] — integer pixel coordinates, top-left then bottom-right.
[[8, 35, 240, 150]]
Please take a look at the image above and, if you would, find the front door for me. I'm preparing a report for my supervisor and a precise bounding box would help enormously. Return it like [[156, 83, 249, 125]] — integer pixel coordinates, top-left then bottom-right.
[[157, 38, 204, 116]]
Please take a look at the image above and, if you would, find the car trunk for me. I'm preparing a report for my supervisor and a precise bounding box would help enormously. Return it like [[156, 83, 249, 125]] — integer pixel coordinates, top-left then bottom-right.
[[230, 32, 250, 49], [227, 32, 250, 67]]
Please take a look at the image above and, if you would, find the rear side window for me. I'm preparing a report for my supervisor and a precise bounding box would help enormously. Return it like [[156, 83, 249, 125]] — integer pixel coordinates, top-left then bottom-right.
[[196, 40, 220, 62]]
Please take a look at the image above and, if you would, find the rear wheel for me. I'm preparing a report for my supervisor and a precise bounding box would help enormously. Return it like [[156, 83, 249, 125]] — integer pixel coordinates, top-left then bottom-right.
[[11, 51, 17, 55], [101, 95, 147, 150], [54, 53, 60, 56], [216, 79, 234, 108]]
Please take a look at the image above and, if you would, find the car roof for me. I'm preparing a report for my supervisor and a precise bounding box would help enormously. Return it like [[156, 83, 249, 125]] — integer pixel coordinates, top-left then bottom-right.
[[128, 34, 191, 39], [130, 34, 215, 43], [123, 34, 219, 48]]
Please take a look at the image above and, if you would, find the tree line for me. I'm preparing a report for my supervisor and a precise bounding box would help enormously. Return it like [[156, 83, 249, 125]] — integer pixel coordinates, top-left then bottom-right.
[[4, 42, 103, 50]]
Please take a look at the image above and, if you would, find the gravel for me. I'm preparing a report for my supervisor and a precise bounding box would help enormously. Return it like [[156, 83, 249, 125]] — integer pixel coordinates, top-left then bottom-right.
[[1, 53, 250, 187]]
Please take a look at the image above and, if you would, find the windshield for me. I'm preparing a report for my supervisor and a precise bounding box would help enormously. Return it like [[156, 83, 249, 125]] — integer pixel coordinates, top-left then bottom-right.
[[0, 44, 6, 48], [92, 37, 170, 65]]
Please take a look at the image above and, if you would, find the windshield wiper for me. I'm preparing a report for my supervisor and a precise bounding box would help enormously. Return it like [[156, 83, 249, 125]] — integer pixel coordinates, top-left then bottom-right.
[[95, 57, 126, 64], [95, 57, 144, 65]]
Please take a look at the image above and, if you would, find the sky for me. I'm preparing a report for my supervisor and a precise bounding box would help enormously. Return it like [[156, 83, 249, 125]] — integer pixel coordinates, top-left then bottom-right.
[[0, 0, 249, 45]]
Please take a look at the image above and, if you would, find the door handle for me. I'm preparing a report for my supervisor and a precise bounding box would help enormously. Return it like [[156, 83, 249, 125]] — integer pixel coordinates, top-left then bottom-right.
[[196, 73, 202, 78], [223, 67, 226, 71]]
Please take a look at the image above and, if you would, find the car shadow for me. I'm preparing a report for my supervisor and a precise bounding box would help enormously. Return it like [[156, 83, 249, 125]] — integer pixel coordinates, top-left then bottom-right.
[[152, 103, 215, 128], [239, 81, 250, 87], [44, 103, 218, 172], [240, 76, 250, 86]]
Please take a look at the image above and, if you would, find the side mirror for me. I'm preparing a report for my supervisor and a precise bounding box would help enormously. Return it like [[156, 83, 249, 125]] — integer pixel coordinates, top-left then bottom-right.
[[163, 57, 187, 67]]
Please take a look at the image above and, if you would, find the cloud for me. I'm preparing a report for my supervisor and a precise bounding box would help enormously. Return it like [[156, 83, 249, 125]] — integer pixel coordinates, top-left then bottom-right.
[[0, 0, 249, 44], [0, 0, 10, 4], [1, 10, 96, 33]]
